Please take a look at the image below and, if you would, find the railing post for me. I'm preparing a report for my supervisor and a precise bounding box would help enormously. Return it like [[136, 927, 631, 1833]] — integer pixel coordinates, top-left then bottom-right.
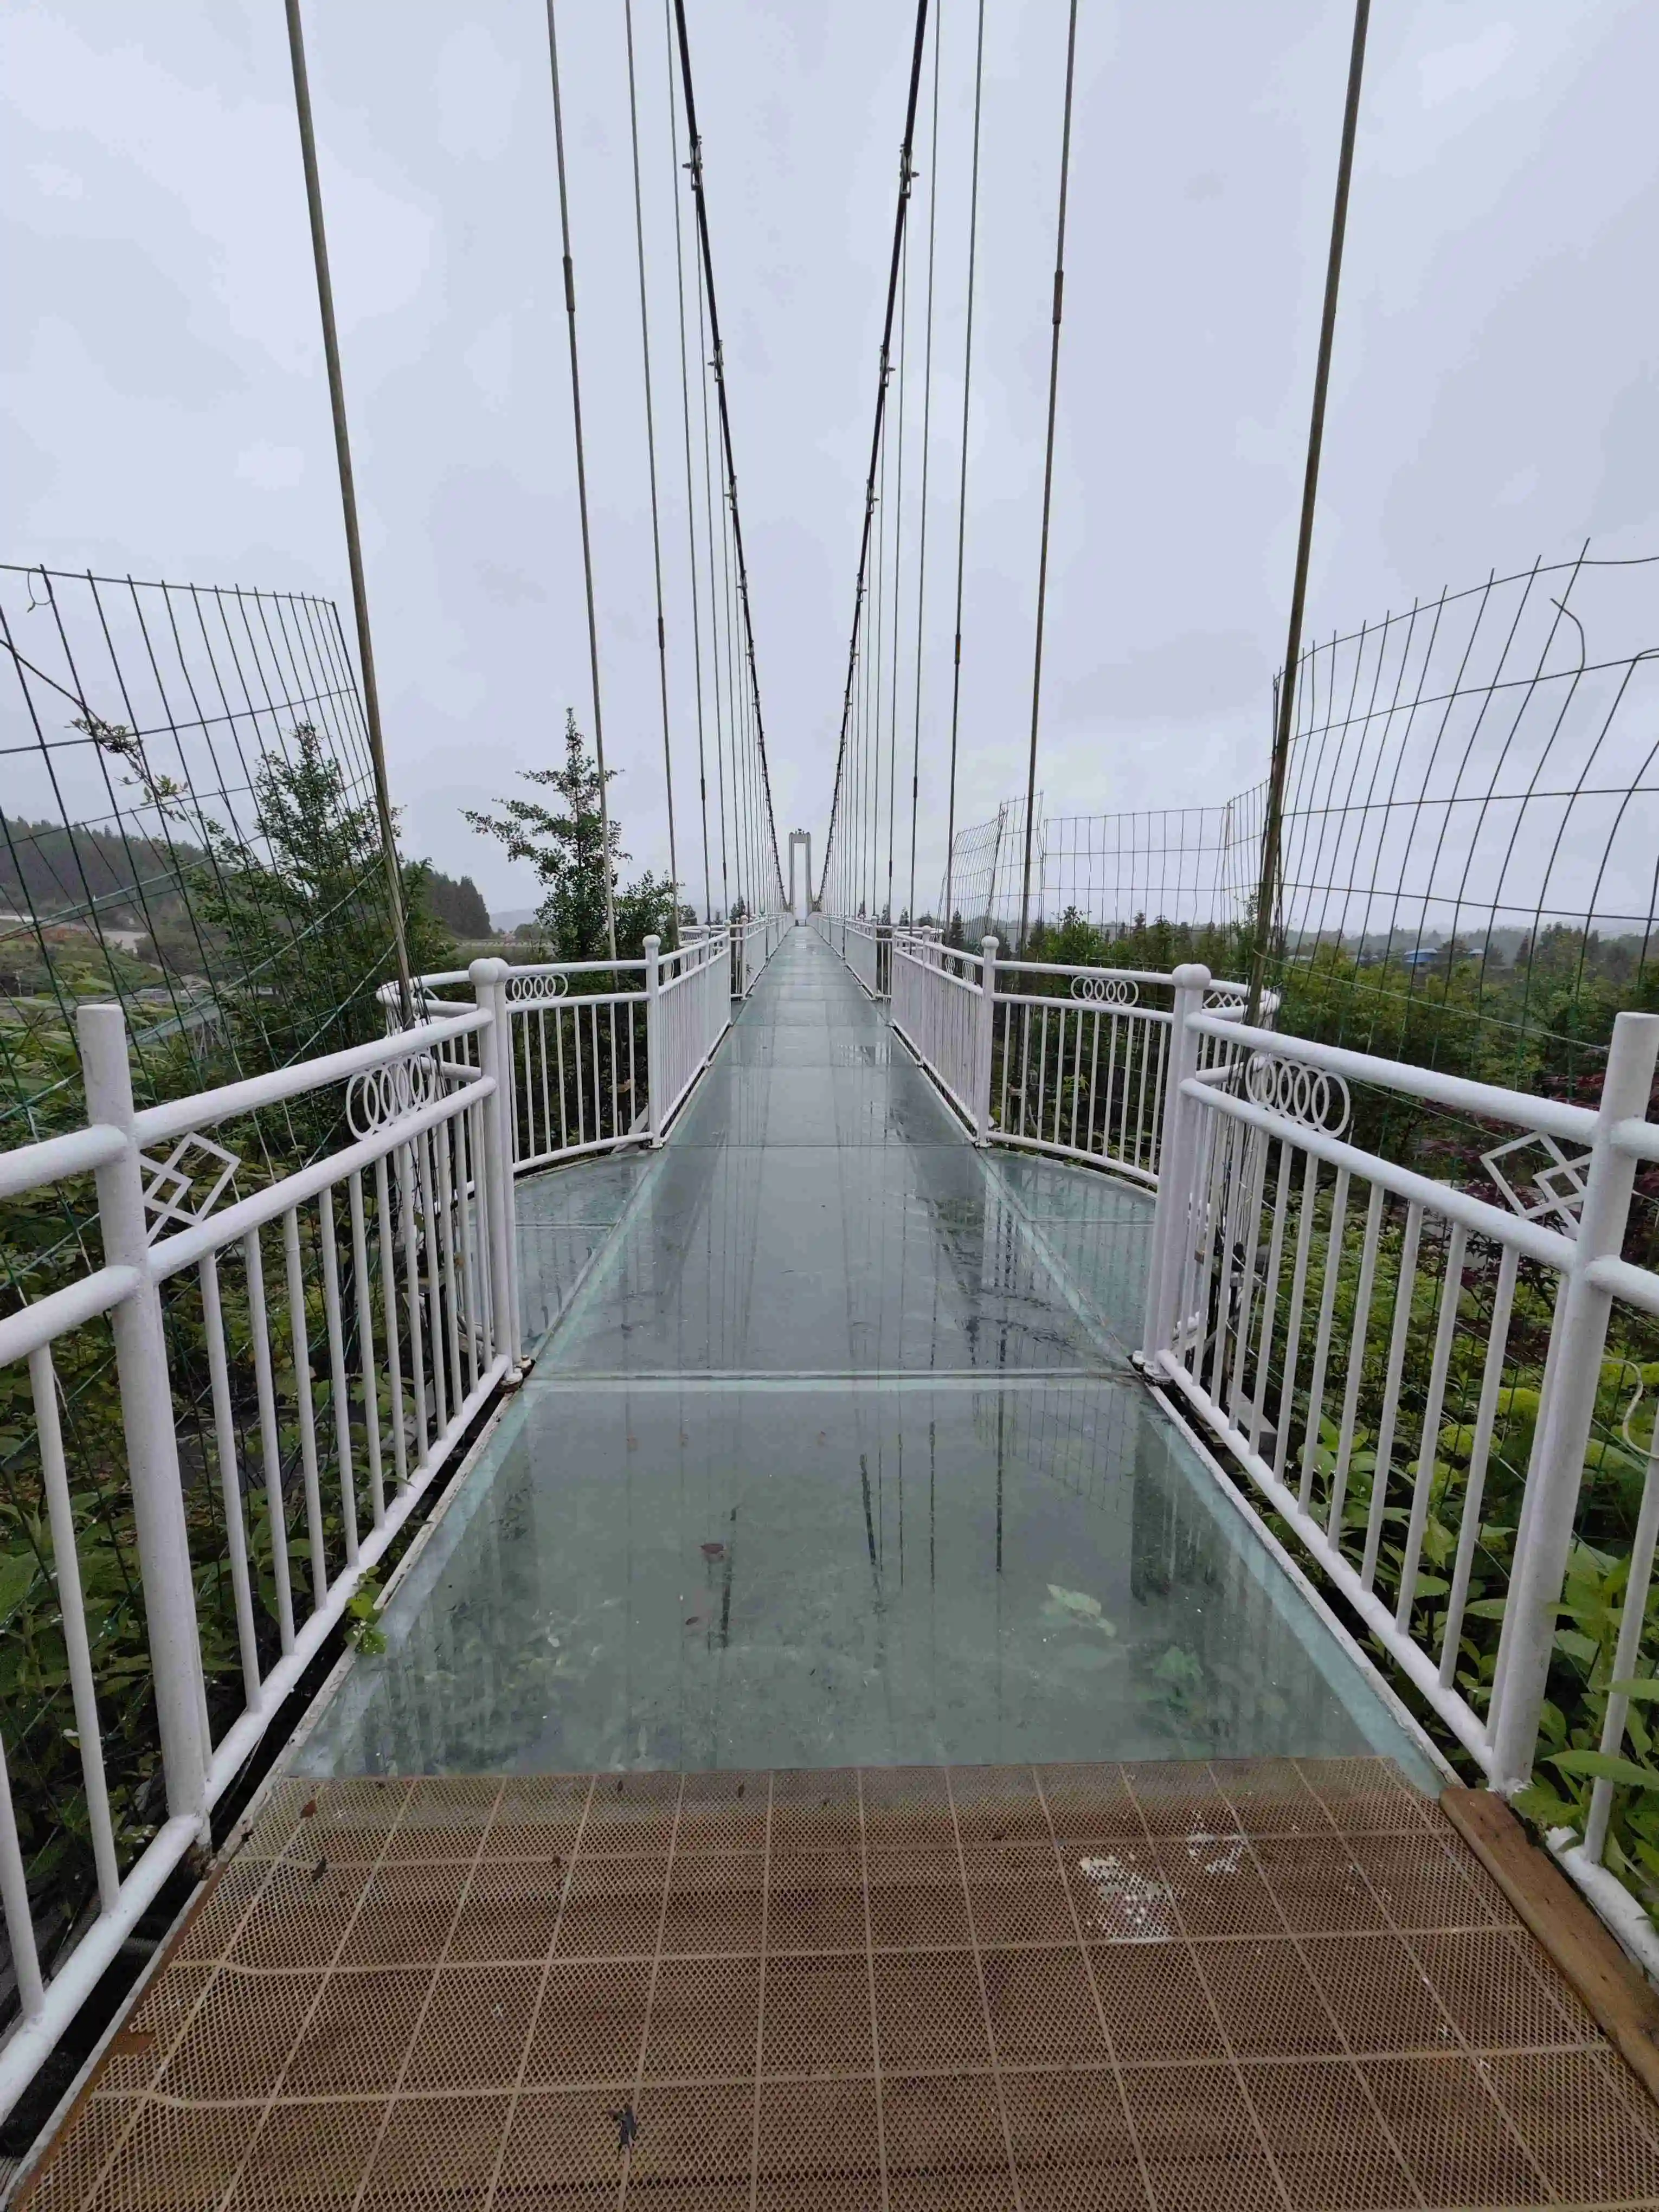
[[644, 934, 664, 1146], [1140, 963, 1211, 1366], [78, 1004, 209, 1837], [974, 935, 999, 1146], [1491, 1007, 1659, 1792], [470, 959, 523, 1375]]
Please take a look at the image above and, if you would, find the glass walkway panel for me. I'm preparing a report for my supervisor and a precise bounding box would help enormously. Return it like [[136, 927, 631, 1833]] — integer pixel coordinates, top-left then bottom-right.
[[298, 929, 1437, 1787]]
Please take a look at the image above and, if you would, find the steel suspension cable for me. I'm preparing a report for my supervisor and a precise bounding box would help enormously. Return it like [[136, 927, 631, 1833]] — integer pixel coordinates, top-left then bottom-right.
[[875, 397, 889, 914], [941, 0, 986, 933], [885, 229, 907, 922], [1014, 0, 1082, 955], [543, 0, 618, 964], [1248, 0, 1373, 1020], [672, 0, 786, 908], [282, 0, 414, 1023], [622, 0, 679, 945], [663, 0, 713, 920], [817, 0, 931, 909], [693, 255, 732, 916], [908, 0, 942, 924]]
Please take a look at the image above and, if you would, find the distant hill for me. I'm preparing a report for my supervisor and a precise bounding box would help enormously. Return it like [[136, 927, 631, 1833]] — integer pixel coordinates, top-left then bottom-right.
[[0, 811, 204, 927], [420, 869, 491, 937]]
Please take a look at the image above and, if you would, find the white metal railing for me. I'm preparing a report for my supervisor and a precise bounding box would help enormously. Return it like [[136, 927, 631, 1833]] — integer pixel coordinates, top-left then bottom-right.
[[652, 933, 733, 1133], [393, 927, 762, 1175], [0, 1000, 519, 2120], [874, 925, 1251, 1180], [824, 917, 1659, 1970], [0, 925, 755, 2117], [731, 913, 784, 1000], [1140, 972, 1659, 1969], [891, 934, 993, 1134]]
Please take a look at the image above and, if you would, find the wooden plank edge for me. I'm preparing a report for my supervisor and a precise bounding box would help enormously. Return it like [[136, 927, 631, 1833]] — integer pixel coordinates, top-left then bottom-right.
[[9, 1857, 222, 2210], [1442, 1784, 1659, 2107]]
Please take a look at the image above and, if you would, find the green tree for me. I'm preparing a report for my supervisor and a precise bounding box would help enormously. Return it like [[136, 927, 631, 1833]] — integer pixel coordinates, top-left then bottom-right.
[[465, 712, 677, 960], [191, 722, 449, 1064], [421, 869, 492, 938]]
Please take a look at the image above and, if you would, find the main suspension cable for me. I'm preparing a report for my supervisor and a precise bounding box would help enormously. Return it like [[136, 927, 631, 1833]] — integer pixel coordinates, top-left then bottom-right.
[[672, 0, 786, 907], [885, 227, 907, 923], [941, 0, 986, 932], [622, 0, 679, 944], [282, 0, 414, 1022], [663, 0, 713, 920], [817, 0, 931, 909], [908, 0, 942, 925], [543, 0, 618, 963], [1014, 0, 1082, 956], [1248, 0, 1373, 1020]]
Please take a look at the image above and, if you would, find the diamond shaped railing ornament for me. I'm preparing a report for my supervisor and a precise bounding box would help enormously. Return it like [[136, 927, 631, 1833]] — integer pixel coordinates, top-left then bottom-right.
[[138, 1132, 241, 1242], [1480, 1129, 1592, 1238]]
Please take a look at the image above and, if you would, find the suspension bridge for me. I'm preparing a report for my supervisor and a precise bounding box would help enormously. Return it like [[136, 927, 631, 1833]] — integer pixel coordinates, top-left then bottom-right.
[[7, 1, 1659, 2208]]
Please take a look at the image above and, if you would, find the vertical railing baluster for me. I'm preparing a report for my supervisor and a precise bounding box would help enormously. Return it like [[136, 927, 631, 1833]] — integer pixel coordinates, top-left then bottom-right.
[[318, 1186, 359, 1568], [78, 1005, 209, 1833], [201, 1250, 262, 1701], [349, 1167, 387, 1527], [30, 1346, 121, 1909], [245, 1224, 296, 1653], [283, 1205, 327, 1608], [1298, 1167, 1350, 1513], [375, 1152, 408, 1489]]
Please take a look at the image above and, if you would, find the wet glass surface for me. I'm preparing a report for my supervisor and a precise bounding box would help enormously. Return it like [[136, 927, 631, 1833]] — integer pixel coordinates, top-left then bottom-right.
[[515, 1152, 653, 1346], [299, 930, 1438, 1790], [540, 937, 1109, 1375], [296, 1377, 1438, 1784]]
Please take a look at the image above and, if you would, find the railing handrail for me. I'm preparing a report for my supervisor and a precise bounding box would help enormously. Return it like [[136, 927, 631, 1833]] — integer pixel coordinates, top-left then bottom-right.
[[0, 918, 770, 2119], [1187, 1006, 1602, 1144], [828, 915, 1659, 1975], [134, 1011, 486, 1147], [988, 953, 1250, 993]]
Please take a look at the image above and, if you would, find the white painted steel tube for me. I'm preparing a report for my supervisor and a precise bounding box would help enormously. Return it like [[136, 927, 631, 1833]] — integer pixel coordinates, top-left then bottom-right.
[[1184, 1079, 1577, 1274], [132, 1010, 486, 1146], [78, 1005, 209, 1832], [29, 1346, 121, 1912], [0, 1122, 125, 1201], [973, 937, 999, 1144], [1140, 963, 1210, 1361], [470, 960, 522, 1372], [1588, 1255, 1659, 1318], [0, 1265, 140, 1368], [1187, 1009, 1600, 1144], [144, 1074, 490, 1286], [644, 935, 663, 1146], [1491, 1010, 1659, 1792]]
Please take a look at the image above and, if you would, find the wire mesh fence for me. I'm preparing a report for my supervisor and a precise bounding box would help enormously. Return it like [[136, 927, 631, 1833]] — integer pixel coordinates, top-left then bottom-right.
[[946, 549, 1659, 1095], [0, 566, 427, 2121], [0, 563, 405, 1153], [943, 790, 1262, 944]]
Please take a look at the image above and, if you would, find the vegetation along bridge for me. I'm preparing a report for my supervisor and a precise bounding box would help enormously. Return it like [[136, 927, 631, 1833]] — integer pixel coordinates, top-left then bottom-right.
[[7, 0, 1659, 2205]]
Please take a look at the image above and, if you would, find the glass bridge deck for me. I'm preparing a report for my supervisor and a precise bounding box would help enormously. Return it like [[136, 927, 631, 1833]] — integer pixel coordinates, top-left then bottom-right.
[[297, 929, 1437, 1787]]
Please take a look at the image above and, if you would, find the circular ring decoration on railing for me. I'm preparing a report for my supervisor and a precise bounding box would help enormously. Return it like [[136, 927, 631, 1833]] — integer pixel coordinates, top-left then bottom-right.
[[506, 970, 571, 1005], [1243, 1051, 1352, 1137], [347, 1053, 444, 1137], [1068, 974, 1139, 1007]]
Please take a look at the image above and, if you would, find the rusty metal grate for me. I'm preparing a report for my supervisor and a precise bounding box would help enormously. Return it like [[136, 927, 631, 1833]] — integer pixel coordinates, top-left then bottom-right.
[[20, 1760, 1659, 2210]]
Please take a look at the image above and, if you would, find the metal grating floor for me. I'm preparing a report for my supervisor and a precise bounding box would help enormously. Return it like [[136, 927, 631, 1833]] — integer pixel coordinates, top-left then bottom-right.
[[23, 1760, 1659, 2210]]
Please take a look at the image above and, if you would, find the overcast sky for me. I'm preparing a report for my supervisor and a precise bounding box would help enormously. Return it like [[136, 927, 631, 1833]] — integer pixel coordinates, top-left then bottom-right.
[[5, 0, 1657, 921]]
